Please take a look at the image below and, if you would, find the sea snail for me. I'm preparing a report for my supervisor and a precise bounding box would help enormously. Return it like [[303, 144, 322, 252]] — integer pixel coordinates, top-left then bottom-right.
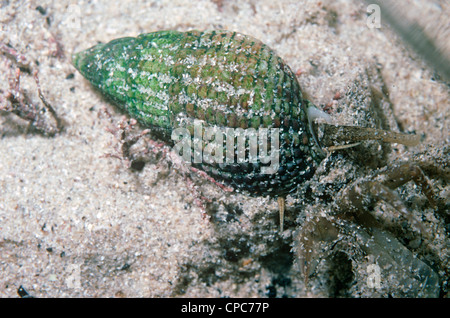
[[72, 30, 418, 228]]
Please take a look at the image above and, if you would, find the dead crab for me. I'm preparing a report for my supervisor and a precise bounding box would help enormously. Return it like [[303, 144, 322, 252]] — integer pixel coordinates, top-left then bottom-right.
[[293, 129, 448, 297]]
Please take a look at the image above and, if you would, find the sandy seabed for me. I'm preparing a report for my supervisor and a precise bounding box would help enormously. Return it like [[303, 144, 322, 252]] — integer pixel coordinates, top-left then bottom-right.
[[0, 0, 448, 297]]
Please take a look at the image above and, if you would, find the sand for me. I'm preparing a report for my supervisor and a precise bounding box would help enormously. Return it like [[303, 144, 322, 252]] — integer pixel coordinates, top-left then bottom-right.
[[0, 0, 448, 297]]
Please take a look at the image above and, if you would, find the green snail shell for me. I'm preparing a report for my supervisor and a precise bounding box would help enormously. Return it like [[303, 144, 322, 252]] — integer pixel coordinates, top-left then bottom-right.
[[72, 30, 323, 196]]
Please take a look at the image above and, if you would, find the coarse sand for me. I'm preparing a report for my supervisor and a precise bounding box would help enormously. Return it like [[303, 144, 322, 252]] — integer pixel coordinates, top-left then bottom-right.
[[0, 0, 448, 297]]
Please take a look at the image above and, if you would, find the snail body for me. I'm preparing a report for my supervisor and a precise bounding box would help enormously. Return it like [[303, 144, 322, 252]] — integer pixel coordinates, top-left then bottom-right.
[[73, 30, 417, 197]]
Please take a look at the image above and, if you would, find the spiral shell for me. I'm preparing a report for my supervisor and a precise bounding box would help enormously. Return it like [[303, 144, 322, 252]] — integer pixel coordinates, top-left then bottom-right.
[[72, 30, 322, 196]]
